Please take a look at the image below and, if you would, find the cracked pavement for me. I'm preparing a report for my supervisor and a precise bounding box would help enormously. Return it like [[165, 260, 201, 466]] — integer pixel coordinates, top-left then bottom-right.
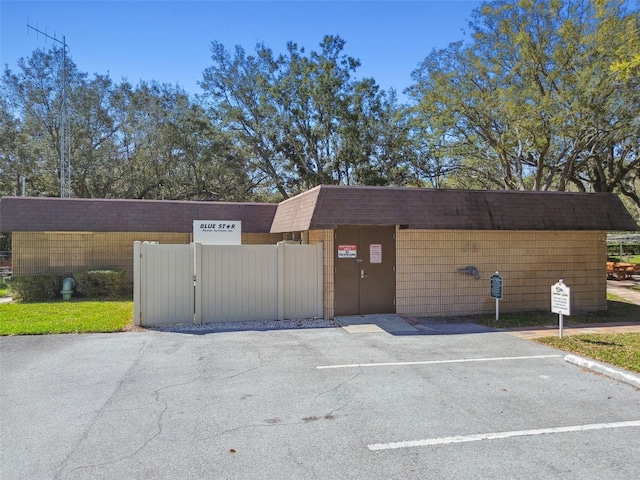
[[1, 326, 639, 479]]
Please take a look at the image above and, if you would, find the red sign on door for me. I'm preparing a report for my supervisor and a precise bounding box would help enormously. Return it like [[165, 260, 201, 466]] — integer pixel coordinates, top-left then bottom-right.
[[338, 245, 357, 258]]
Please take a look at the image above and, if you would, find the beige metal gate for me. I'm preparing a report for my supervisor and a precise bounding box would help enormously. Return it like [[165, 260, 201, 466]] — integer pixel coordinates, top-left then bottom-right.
[[134, 241, 323, 326]]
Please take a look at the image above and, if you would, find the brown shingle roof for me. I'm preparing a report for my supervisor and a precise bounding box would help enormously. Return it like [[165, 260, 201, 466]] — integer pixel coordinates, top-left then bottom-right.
[[270, 185, 638, 232], [2, 186, 636, 235], [0, 197, 277, 233], [268, 186, 322, 232]]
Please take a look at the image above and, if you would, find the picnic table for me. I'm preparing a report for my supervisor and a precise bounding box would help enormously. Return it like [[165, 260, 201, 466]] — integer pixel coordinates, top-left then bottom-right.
[[606, 262, 639, 280]]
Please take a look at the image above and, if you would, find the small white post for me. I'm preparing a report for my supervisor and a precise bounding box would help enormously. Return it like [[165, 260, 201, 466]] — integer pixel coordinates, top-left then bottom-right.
[[194, 242, 202, 324], [495, 298, 499, 321], [277, 241, 285, 321], [559, 313, 563, 339], [133, 241, 141, 326]]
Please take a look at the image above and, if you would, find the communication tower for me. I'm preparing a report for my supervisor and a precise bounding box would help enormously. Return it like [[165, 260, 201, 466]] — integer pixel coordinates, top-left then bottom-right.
[[27, 22, 71, 198]]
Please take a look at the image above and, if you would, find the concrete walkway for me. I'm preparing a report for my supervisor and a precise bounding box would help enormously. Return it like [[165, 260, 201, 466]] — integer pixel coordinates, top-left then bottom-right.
[[607, 277, 640, 304], [336, 314, 420, 334], [337, 314, 496, 336]]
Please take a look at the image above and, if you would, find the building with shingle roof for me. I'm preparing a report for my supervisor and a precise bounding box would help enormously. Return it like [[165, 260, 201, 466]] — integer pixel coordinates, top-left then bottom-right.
[[0, 196, 277, 233], [270, 185, 636, 232], [1, 186, 637, 318]]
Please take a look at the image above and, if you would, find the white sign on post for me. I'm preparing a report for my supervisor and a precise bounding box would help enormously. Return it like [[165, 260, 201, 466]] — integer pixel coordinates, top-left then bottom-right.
[[551, 279, 570, 338], [551, 280, 570, 315], [193, 221, 241, 245]]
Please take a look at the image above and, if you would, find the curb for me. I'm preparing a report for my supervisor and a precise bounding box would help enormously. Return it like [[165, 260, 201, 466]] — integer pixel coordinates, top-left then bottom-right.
[[564, 354, 640, 389]]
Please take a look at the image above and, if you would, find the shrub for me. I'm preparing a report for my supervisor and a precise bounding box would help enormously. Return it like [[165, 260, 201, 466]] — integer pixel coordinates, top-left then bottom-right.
[[6, 275, 62, 302], [74, 269, 125, 298]]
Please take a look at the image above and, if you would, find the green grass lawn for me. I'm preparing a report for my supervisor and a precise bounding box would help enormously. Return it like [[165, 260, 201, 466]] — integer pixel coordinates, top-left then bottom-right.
[[608, 254, 640, 263], [535, 333, 640, 373], [0, 299, 133, 335]]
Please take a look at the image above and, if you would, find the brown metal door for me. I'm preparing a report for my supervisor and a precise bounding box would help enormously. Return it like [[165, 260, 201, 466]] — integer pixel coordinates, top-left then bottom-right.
[[334, 226, 395, 316]]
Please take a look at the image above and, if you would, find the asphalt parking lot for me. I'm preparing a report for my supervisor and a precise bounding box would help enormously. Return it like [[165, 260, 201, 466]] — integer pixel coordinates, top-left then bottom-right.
[[1, 324, 639, 480]]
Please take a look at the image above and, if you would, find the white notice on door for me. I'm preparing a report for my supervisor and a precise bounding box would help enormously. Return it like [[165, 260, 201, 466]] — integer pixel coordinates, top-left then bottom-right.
[[370, 244, 382, 263]]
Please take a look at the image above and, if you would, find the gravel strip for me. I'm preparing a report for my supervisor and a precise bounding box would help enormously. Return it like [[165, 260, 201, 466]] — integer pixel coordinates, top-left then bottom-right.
[[148, 318, 339, 333]]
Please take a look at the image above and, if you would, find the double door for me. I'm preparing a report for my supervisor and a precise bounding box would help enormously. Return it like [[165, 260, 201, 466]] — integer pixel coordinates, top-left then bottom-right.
[[334, 226, 396, 316]]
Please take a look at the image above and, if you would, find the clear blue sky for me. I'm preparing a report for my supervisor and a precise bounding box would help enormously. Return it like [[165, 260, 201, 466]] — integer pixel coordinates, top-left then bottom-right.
[[1, 0, 481, 97]]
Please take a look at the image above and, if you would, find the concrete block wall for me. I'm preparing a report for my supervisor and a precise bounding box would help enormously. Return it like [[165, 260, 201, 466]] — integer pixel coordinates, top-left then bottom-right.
[[308, 229, 334, 319], [12, 231, 283, 290], [13, 232, 191, 286], [395, 229, 607, 317], [241, 233, 285, 245]]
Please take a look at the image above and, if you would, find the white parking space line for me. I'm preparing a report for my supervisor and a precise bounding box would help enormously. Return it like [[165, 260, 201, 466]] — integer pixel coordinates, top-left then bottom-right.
[[368, 420, 640, 451], [316, 354, 562, 370]]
